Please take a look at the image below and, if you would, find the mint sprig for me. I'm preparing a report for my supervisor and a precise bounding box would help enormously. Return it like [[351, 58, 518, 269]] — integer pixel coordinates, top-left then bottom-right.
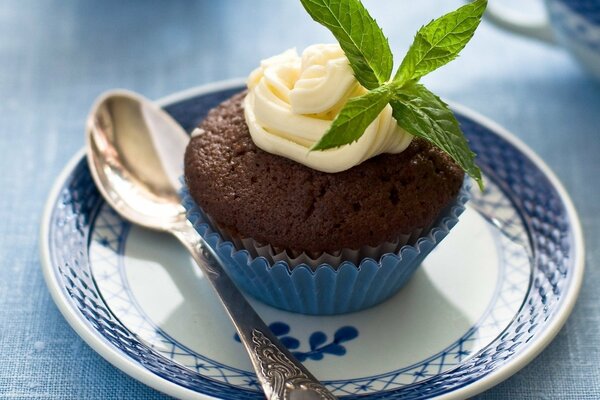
[[300, 0, 393, 89], [308, 0, 487, 189]]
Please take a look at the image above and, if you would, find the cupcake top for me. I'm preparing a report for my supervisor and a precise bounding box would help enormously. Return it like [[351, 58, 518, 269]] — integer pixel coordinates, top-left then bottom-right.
[[185, 0, 488, 255], [184, 92, 463, 253]]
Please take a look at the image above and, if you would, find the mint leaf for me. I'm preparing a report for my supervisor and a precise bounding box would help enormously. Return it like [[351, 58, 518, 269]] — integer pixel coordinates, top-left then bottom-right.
[[395, 0, 487, 83], [300, 0, 393, 90], [311, 85, 392, 151], [391, 83, 483, 189]]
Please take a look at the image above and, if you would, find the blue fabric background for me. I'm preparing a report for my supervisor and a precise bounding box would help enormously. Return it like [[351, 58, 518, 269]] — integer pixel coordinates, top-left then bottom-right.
[[0, 0, 598, 398]]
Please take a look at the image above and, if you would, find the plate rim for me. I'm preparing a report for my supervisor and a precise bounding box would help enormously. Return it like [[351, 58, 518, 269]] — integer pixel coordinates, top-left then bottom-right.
[[39, 78, 585, 400]]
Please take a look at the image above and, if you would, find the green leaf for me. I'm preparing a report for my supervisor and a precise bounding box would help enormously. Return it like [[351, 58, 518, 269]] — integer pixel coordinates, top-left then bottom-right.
[[390, 83, 483, 190], [311, 85, 392, 151], [395, 0, 487, 83], [300, 0, 393, 90]]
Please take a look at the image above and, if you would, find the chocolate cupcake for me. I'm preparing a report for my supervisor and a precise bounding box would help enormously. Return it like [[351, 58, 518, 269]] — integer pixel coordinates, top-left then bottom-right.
[[182, 44, 471, 314]]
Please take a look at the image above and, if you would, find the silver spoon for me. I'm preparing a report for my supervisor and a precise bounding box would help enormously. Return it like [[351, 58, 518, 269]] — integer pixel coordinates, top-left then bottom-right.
[[86, 90, 335, 400]]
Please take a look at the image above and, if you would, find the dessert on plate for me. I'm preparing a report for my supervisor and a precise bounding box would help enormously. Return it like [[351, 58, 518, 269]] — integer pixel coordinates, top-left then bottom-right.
[[183, 0, 487, 314]]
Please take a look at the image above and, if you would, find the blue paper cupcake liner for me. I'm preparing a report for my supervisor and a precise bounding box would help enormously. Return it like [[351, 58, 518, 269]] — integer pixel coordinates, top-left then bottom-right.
[[182, 180, 470, 315]]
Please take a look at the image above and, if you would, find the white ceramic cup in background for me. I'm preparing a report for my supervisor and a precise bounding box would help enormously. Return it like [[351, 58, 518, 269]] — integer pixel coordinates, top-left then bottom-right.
[[485, 0, 600, 80]]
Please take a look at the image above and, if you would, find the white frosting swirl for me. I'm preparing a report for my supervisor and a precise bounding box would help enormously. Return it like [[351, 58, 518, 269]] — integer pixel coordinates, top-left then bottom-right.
[[244, 44, 413, 173]]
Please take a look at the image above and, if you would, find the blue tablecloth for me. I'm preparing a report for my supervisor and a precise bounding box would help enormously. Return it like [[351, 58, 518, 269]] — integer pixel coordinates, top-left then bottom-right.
[[1, 1, 598, 398]]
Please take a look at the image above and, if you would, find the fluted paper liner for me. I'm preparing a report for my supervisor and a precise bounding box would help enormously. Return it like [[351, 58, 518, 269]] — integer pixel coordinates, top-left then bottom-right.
[[182, 180, 470, 315], [203, 214, 423, 269]]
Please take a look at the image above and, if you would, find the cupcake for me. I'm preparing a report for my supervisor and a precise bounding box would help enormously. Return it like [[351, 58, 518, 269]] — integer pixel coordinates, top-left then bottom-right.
[[183, 0, 486, 314]]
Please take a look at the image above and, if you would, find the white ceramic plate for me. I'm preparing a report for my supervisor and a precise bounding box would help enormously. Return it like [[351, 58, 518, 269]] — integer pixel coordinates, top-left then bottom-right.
[[40, 80, 584, 399]]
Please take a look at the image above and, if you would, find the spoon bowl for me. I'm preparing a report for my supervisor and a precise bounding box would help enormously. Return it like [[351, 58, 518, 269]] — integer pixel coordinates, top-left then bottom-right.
[[86, 90, 189, 231]]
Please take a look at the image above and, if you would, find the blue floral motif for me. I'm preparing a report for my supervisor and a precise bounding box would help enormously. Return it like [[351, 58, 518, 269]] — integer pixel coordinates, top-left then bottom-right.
[[233, 322, 358, 362]]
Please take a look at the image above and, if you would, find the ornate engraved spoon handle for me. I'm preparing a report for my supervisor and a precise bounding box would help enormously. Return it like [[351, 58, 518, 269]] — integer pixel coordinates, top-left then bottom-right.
[[172, 221, 336, 400]]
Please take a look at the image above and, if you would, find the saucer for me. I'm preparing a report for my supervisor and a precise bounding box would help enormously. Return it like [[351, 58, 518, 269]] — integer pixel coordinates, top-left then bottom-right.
[[40, 80, 584, 399]]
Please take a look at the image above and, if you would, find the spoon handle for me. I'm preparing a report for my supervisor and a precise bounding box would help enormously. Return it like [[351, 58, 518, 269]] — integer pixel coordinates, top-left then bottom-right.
[[172, 221, 336, 400]]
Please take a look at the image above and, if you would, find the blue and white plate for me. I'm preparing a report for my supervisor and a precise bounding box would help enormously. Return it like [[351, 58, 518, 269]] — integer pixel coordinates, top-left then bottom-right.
[[40, 80, 585, 400]]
